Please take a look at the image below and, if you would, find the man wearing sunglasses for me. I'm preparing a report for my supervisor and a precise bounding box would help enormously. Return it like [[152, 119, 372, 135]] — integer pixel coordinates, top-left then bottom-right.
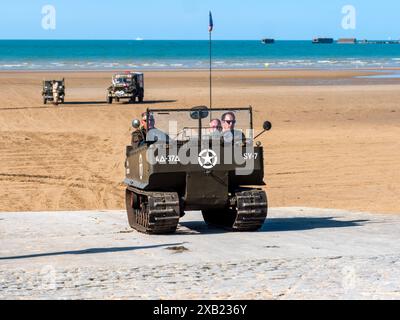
[[221, 112, 245, 143]]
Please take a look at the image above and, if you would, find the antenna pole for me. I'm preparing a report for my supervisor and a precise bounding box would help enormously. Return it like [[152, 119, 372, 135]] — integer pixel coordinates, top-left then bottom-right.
[[209, 30, 212, 110]]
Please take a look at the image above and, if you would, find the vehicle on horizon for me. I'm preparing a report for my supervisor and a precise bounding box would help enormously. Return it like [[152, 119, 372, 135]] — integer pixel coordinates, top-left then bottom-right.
[[107, 72, 144, 104], [124, 106, 272, 234], [42, 79, 65, 105]]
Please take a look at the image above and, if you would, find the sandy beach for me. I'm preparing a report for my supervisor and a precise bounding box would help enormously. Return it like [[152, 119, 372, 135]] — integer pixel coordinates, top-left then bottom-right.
[[0, 69, 399, 214]]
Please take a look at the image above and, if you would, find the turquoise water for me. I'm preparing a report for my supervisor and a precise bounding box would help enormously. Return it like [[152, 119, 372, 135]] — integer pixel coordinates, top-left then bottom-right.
[[1, 40, 400, 70]]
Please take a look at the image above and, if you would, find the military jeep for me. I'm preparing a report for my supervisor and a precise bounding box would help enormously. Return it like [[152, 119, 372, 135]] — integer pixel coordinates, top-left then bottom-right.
[[42, 79, 65, 105], [107, 72, 144, 104]]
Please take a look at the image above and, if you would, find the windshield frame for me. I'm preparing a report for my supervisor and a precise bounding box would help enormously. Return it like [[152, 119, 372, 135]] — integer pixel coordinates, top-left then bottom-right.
[[145, 107, 254, 143]]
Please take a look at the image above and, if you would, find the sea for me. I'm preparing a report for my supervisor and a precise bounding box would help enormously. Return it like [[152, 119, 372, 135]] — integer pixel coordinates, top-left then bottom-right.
[[1, 40, 400, 71]]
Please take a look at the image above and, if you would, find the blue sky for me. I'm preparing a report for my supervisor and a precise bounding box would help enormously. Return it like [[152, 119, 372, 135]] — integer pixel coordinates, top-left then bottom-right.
[[1, 0, 399, 40]]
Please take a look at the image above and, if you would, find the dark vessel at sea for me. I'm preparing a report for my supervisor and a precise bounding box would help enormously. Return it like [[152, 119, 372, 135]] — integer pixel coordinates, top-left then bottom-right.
[[261, 38, 275, 44], [312, 38, 334, 44]]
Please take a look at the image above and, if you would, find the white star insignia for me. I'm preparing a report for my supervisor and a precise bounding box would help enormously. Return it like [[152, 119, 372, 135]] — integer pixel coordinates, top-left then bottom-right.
[[198, 149, 218, 169]]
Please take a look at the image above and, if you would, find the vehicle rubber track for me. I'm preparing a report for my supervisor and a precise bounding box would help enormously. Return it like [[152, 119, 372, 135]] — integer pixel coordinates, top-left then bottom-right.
[[202, 190, 268, 232], [126, 188, 181, 234], [232, 190, 268, 231]]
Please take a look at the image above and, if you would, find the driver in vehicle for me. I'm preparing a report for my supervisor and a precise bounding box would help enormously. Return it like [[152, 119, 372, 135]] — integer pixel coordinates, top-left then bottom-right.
[[114, 76, 126, 85], [131, 112, 169, 148], [52, 80, 59, 103]]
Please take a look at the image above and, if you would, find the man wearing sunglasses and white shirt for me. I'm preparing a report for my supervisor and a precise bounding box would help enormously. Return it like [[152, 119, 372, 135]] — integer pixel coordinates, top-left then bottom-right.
[[221, 112, 246, 144]]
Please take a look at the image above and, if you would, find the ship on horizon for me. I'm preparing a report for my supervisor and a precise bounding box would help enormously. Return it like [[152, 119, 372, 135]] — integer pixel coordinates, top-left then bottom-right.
[[312, 38, 334, 44], [261, 38, 275, 44], [337, 38, 357, 44], [359, 39, 400, 44]]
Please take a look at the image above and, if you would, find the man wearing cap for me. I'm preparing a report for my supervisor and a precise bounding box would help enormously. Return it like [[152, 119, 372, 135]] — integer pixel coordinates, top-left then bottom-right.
[[131, 112, 169, 148]]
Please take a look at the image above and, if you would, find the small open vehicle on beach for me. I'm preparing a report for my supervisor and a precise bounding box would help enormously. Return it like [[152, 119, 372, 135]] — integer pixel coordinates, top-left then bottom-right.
[[42, 79, 66, 105], [107, 72, 144, 104], [124, 106, 272, 234]]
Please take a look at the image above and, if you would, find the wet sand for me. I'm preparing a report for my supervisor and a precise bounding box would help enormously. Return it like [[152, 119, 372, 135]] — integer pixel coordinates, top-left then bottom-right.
[[0, 69, 399, 213]]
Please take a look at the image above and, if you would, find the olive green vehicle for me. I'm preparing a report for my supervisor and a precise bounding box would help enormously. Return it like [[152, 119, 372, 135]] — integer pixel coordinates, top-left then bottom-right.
[[107, 72, 144, 104], [42, 79, 65, 105], [124, 107, 272, 234]]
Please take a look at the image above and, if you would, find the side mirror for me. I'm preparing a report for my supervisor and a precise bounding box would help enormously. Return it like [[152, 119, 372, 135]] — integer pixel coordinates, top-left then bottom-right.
[[263, 121, 272, 131], [254, 120, 273, 140], [132, 119, 141, 129], [190, 106, 209, 120]]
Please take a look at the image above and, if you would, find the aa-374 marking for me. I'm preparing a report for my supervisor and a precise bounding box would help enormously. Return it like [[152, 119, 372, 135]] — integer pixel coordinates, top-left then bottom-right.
[[156, 155, 181, 163]]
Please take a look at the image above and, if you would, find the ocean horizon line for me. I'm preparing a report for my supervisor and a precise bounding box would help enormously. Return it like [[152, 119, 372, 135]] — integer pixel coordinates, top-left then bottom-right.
[[0, 39, 316, 42], [0, 39, 383, 42]]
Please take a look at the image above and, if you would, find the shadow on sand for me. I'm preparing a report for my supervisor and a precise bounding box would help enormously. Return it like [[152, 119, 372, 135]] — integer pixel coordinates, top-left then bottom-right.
[[0, 100, 177, 111], [0, 103, 106, 111], [62, 101, 107, 105], [179, 216, 369, 235], [0, 243, 184, 261], [119, 99, 177, 105]]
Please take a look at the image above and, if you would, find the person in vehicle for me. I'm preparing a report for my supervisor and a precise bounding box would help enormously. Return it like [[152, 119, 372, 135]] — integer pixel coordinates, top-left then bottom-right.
[[52, 80, 59, 104], [221, 112, 245, 143], [208, 119, 223, 139], [131, 112, 169, 148], [210, 119, 222, 132]]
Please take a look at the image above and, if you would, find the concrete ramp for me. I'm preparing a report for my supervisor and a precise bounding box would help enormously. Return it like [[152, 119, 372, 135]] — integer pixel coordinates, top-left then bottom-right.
[[1, 208, 400, 299]]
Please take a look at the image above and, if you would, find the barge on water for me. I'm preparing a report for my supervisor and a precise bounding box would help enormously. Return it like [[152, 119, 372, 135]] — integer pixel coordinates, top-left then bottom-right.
[[312, 38, 334, 44], [338, 38, 357, 44]]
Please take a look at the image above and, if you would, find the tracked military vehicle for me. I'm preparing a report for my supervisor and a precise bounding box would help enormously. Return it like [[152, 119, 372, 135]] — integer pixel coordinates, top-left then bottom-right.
[[124, 106, 272, 234], [42, 79, 65, 105], [107, 72, 144, 104]]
